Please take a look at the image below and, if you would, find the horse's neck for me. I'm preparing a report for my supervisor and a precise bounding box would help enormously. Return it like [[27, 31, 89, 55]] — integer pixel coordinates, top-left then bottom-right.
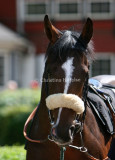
[[81, 107, 112, 158]]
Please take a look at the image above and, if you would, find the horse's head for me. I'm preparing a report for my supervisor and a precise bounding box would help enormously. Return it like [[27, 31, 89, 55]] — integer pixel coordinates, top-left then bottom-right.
[[43, 15, 93, 146]]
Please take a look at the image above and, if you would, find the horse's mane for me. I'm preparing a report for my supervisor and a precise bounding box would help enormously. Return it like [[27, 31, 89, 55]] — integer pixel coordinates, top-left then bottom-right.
[[46, 30, 94, 62]]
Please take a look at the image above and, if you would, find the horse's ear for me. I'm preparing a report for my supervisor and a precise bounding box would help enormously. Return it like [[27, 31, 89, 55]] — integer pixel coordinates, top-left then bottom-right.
[[44, 15, 61, 43], [80, 18, 93, 44]]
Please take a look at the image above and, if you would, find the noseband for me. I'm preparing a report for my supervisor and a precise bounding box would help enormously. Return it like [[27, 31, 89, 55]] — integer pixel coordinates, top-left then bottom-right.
[[46, 93, 85, 114]]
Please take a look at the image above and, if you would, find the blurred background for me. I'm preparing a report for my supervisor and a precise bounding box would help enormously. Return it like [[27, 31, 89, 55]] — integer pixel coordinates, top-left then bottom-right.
[[0, 0, 115, 89], [0, 0, 115, 159]]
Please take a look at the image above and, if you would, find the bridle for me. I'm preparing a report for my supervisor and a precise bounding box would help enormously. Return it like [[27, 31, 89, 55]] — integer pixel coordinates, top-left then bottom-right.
[[45, 72, 92, 159], [23, 71, 109, 160]]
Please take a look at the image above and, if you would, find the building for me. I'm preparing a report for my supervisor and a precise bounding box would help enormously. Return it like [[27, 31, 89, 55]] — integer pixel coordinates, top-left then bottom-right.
[[0, 0, 115, 88], [0, 23, 35, 89]]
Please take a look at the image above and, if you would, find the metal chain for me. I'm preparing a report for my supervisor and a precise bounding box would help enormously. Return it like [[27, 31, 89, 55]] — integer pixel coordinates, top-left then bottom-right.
[[69, 131, 108, 160], [60, 147, 66, 160]]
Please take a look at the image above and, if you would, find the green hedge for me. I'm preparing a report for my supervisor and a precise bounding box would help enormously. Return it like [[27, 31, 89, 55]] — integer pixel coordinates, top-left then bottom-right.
[[0, 89, 41, 107], [0, 146, 26, 160], [0, 89, 41, 145]]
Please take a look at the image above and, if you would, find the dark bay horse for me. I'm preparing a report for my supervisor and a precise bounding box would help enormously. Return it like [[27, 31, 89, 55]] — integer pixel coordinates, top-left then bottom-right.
[[24, 15, 115, 160]]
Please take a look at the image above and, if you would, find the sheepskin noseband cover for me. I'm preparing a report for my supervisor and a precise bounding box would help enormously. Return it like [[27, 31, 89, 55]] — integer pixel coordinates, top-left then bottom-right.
[[46, 93, 85, 114]]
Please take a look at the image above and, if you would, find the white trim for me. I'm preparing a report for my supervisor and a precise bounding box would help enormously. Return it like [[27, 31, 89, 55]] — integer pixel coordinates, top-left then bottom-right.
[[0, 51, 9, 88], [24, 1, 48, 21], [87, 0, 114, 20], [24, 0, 115, 21], [55, 0, 82, 21], [16, 0, 25, 32]]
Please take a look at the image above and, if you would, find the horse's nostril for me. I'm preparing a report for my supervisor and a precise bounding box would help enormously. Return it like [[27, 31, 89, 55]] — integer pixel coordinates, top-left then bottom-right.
[[69, 125, 75, 137], [51, 127, 58, 140], [52, 127, 56, 136]]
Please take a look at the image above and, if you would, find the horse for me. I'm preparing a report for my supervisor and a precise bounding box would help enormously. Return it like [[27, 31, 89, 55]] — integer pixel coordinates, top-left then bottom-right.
[[24, 15, 115, 160]]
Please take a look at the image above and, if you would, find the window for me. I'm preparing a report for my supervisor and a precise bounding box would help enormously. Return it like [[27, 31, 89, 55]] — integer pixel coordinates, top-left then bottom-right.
[[87, 0, 114, 20], [91, 59, 110, 77], [26, 3, 46, 15], [24, 0, 113, 21], [91, 2, 110, 13], [0, 56, 4, 85], [59, 3, 78, 14]]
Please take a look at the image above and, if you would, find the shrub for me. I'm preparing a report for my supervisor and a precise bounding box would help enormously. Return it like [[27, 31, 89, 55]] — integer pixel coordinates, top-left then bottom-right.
[[0, 89, 41, 107], [0, 89, 41, 145], [0, 146, 26, 160]]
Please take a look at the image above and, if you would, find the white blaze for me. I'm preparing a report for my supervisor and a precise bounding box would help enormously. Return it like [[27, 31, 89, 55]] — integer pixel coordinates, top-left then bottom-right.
[[62, 57, 74, 93], [53, 57, 75, 126], [53, 108, 62, 128], [51, 57, 75, 127], [46, 57, 85, 127]]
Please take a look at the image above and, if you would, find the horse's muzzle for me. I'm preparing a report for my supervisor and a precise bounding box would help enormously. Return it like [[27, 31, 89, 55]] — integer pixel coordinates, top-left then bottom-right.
[[46, 93, 84, 146], [50, 125, 74, 146]]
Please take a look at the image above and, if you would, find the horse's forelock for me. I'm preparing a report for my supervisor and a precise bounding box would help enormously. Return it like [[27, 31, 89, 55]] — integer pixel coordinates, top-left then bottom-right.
[[45, 30, 94, 62]]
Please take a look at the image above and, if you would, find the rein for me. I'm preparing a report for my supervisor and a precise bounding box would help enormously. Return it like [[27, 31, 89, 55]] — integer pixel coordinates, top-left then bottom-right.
[[23, 106, 48, 143]]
